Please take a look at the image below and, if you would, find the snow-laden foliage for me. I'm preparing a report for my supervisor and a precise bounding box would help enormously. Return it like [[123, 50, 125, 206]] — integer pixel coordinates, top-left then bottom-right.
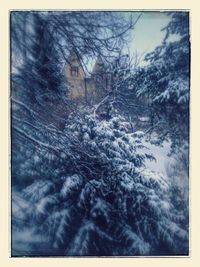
[[11, 11, 189, 257], [11, 11, 137, 130], [91, 53, 145, 122], [12, 110, 188, 256], [133, 12, 189, 151]]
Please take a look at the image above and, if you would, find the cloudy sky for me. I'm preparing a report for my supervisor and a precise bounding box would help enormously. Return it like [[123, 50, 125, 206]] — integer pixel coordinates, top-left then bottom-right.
[[85, 12, 175, 72], [127, 11, 172, 65]]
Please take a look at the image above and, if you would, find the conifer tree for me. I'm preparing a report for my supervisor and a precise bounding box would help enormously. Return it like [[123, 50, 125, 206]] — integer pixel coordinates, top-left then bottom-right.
[[12, 110, 188, 256], [134, 12, 189, 151]]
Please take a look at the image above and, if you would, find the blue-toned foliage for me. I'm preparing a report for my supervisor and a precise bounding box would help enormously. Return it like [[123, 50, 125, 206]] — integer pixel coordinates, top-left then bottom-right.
[[11, 11, 189, 257], [12, 111, 188, 256], [134, 12, 189, 152]]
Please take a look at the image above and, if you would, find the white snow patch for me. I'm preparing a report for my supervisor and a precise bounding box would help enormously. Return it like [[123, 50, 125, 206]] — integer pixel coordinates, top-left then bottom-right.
[[142, 140, 171, 177]]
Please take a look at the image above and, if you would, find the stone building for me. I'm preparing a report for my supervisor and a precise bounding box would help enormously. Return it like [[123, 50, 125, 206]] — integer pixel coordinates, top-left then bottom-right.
[[64, 51, 111, 104]]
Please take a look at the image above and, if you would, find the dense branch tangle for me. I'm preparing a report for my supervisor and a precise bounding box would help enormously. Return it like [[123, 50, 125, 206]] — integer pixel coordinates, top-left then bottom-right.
[[11, 11, 188, 256]]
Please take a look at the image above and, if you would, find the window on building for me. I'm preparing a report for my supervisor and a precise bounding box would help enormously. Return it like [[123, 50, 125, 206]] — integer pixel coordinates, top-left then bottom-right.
[[71, 66, 79, 77]]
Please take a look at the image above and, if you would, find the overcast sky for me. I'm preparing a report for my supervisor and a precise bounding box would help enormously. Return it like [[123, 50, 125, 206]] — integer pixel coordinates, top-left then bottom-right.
[[85, 12, 173, 72], [127, 12, 172, 66]]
